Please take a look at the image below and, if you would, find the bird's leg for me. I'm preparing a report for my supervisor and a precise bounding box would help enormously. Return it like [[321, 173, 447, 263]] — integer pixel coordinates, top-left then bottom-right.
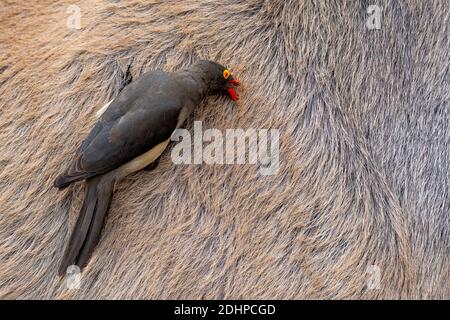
[[96, 64, 133, 119], [118, 64, 133, 93], [143, 157, 160, 171]]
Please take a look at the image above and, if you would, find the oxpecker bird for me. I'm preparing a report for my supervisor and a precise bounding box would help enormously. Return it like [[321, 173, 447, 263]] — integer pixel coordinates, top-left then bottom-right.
[[55, 60, 240, 275]]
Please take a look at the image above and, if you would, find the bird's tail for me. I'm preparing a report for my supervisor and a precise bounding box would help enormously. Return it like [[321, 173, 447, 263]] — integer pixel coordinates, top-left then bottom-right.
[[59, 173, 116, 276]]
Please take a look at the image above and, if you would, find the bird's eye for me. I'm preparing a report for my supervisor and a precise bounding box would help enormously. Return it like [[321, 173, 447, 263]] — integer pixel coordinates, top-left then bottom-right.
[[223, 69, 231, 79]]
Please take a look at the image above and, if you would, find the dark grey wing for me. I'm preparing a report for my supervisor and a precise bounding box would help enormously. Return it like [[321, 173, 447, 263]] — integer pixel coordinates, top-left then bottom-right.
[[78, 102, 179, 175], [79, 70, 166, 153], [55, 71, 183, 186]]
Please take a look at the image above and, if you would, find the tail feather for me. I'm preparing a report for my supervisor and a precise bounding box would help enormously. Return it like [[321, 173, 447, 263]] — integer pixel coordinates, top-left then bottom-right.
[[76, 180, 115, 269], [58, 174, 116, 276]]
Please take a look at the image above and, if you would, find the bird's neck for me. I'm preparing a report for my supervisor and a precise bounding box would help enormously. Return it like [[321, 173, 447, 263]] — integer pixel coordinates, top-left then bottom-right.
[[177, 67, 214, 112]]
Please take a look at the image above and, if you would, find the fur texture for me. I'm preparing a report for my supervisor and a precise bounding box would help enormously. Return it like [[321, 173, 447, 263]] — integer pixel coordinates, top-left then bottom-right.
[[0, 0, 448, 299]]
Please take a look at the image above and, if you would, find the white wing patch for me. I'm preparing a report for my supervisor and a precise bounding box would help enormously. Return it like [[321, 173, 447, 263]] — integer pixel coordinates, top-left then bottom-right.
[[96, 99, 113, 118]]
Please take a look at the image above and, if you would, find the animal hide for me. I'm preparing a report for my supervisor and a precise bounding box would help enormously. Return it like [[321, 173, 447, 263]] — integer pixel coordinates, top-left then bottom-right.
[[0, 0, 448, 299]]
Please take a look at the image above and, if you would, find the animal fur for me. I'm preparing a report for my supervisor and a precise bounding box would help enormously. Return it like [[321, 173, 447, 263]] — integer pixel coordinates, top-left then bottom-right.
[[0, 0, 448, 299]]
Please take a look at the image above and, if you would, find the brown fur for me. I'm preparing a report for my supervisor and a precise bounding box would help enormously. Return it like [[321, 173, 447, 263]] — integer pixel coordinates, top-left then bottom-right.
[[0, 0, 448, 299]]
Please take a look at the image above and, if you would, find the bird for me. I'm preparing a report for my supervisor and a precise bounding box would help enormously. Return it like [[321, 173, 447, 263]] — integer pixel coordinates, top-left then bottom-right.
[[55, 60, 240, 275]]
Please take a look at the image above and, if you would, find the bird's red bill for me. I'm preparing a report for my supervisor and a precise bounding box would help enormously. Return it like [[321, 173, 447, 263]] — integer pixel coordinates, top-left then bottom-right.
[[228, 78, 240, 101], [228, 87, 239, 101]]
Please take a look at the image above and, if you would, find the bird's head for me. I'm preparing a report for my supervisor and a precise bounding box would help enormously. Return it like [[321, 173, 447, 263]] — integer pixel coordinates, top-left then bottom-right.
[[196, 60, 240, 101]]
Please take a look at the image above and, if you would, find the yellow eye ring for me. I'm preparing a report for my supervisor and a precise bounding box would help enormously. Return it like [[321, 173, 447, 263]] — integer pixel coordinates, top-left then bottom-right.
[[223, 69, 231, 79]]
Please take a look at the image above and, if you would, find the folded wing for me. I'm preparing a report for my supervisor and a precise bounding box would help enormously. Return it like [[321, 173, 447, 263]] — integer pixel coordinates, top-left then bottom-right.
[[54, 71, 182, 188]]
